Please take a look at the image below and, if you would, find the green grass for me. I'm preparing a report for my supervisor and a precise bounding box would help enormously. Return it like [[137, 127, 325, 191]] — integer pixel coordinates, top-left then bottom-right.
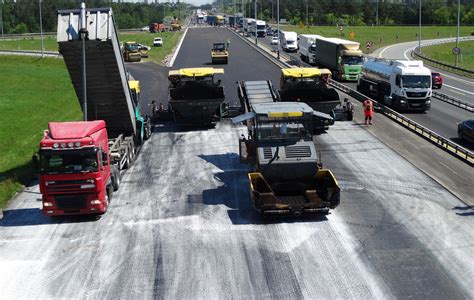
[[420, 41, 474, 71], [0, 56, 81, 210], [0, 31, 183, 65], [120, 31, 182, 64], [280, 25, 474, 54]]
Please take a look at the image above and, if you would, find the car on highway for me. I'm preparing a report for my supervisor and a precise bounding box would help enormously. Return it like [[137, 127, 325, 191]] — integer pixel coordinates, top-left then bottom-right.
[[271, 36, 279, 45], [266, 27, 273, 36], [141, 26, 149, 32], [431, 72, 443, 89], [458, 119, 474, 144], [153, 37, 163, 47]]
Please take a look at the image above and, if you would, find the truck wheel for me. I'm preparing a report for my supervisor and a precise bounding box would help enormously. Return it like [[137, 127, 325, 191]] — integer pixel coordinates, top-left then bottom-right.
[[112, 167, 121, 191]]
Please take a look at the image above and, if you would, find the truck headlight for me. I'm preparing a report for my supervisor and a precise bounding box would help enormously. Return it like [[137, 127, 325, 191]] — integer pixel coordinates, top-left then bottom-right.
[[90, 200, 101, 205], [400, 99, 406, 104], [43, 202, 53, 207], [425, 100, 431, 104]]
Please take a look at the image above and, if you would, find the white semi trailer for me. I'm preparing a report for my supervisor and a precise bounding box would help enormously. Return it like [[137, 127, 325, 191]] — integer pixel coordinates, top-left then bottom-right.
[[357, 59, 432, 112]]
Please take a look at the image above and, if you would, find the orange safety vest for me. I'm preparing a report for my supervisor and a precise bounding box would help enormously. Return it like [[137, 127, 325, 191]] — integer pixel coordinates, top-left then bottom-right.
[[364, 99, 373, 113]]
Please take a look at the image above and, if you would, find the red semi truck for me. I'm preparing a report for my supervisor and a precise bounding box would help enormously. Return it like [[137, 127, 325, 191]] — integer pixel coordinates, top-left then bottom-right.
[[38, 6, 151, 216], [38, 121, 126, 216]]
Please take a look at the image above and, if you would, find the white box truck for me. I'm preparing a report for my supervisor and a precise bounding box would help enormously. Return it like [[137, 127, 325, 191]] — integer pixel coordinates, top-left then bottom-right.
[[357, 59, 432, 112], [250, 19, 266, 37], [280, 31, 298, 52], [299, 34, 323, 64], [243, 18, 254, 33]]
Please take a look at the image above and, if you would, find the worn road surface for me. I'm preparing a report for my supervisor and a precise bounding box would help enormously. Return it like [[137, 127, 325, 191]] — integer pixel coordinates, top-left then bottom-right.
[[0, 27, 472, 299]]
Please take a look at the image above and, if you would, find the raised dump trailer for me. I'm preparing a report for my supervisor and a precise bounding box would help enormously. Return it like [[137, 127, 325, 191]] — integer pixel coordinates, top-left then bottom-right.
[[234, 81, 340, 217], [57, 6, 136, 138], [38, 5, 151, 216], [168, 67, 225, 125], [278, 67, 340, 117]]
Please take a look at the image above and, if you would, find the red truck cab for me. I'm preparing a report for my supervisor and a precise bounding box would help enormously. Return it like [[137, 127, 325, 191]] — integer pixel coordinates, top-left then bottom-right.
[[39, 121, 113, 216]]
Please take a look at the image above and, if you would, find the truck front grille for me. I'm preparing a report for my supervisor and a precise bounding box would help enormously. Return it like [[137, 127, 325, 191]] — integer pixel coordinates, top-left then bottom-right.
[[406, 91, 427, 98], [285, 146, 311, 158], [55, 195, 87, 210]]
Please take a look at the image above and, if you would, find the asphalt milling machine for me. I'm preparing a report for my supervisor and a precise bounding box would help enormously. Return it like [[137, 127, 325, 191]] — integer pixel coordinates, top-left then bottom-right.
[[233, 81, 340, 217]]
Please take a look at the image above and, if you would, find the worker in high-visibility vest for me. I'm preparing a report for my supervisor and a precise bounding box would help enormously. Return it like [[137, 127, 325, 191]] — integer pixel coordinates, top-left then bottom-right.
[[363, 98, 374, 125]]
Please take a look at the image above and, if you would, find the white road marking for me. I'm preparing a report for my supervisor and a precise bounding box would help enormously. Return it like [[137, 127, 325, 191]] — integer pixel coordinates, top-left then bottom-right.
[[449, 89, 466, 96], [444, 84, 474, 95]]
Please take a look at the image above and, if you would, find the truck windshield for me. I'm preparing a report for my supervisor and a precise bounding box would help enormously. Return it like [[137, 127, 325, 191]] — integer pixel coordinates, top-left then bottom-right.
[[257, 121, 309, 141], [40, 150, 98, 174], [342, 56, 364, 65], [257, 25, 265, 29], [287, 40, 295, 45], [402, 75, 431, 88]]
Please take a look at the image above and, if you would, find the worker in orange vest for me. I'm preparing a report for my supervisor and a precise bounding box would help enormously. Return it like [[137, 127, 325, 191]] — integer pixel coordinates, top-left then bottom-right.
[[363, 99, 374, 125]]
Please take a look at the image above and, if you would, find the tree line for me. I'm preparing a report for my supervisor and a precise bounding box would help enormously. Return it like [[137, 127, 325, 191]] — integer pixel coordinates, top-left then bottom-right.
[[0, 0, 189, 34], [218, 0, 474, 26]]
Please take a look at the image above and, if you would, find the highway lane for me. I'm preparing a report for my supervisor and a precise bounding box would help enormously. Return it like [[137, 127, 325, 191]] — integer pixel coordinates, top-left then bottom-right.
[[253, 32, 473, 146], [0, 27, 472, 299]]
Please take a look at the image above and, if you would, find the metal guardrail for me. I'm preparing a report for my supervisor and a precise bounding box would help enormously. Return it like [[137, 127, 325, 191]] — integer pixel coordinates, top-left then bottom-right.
[[329, 79, 474, 166], [230, 27, 474, 166], [432, 91, 474, 113], [0, 28, 143, 40], [0, 49, 61, 57], [413, 36, 474, 76]]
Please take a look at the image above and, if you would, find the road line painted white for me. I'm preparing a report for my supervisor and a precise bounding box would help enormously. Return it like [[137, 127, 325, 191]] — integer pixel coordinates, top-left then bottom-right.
[[448, 89, 466, 96], [444, 84, 474, 95], [168, 27, 189, 67]]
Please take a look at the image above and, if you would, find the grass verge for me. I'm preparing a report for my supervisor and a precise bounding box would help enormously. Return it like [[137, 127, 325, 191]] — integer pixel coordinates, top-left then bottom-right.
[[279, 25, 474, 54], [0, 31, 183, 65], [0, 56, 81, 210], [420, 40, 474, 71]]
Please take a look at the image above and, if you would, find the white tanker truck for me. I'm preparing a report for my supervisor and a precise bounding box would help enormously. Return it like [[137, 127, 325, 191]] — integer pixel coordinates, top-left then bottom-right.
[[357, 59, 432, 112]]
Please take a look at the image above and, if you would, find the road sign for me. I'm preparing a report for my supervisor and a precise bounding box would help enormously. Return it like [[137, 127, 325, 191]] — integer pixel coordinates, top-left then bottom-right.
[[349, 31, 355, 39], [452, 47, 461, 55]]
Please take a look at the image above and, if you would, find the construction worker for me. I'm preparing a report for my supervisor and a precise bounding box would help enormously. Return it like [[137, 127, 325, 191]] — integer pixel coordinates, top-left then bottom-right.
[[363, 98, 374, 125]]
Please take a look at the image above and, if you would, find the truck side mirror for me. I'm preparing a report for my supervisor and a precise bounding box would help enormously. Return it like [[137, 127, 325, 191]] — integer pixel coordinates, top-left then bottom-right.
[[102, 151, 108, 166], [395, 75, 401, 87]]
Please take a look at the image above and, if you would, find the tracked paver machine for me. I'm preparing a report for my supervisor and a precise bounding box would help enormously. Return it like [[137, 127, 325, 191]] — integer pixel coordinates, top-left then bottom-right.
[[234, 81, 340, 217], [167, 67, 226, 126], [278, 68, 343, 122]]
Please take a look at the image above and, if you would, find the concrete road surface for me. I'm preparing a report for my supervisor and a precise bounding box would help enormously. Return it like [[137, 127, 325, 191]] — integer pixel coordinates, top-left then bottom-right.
[[0, 27, 472, 299]]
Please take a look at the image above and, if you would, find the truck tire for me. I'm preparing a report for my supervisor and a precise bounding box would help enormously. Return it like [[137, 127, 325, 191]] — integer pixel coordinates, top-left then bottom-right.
[[112, 167, 121, 191]]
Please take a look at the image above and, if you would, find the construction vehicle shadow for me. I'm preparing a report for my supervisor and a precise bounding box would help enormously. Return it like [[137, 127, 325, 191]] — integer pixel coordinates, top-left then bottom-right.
[[0, 208, 100, 227], [198, 153, 329, 225]]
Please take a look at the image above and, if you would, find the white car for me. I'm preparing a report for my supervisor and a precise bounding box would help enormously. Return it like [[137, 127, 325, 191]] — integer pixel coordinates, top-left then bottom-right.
[[271, 36, 279, 45], [141, 26, 149, 32], [153, 37, 163, 47], [137, 43, 151, 51]]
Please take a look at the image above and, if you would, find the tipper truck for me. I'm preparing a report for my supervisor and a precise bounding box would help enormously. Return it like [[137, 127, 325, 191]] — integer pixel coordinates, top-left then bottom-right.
[[357, 59, 432, 112], [312, 37, 364, 81], [37, 5, 151, 216], [167, 67, 226, 126], [234, 81, 340, 217], [278, 68, 340, 126]]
